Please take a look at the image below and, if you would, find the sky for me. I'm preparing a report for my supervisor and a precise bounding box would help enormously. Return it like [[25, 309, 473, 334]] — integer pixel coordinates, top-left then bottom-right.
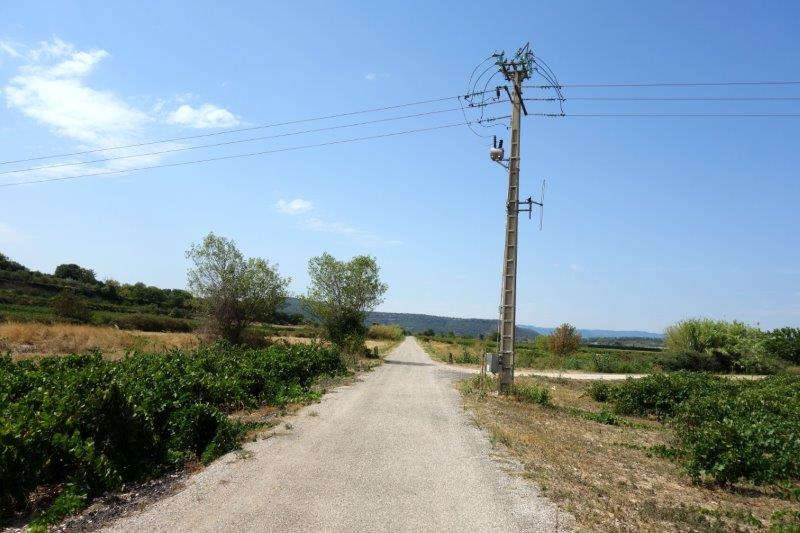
[[0, 1, 798, 333]]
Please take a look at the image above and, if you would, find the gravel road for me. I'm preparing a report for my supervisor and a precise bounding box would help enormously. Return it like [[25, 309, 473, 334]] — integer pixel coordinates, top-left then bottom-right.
[[103, 337, 568, 532]]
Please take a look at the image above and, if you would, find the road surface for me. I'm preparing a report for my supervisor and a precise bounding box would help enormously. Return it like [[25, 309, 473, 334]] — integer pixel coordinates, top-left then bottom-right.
[[103, 337, 567, 532]]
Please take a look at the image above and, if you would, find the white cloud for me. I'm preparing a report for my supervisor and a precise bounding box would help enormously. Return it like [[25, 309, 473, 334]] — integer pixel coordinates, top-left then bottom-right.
[[275, 198, 313, 215], [0, 41, 24, 59], [364, 72, 389, 82], [0, 37, 242, 184], [3, 39, 149, 147], [166, 103, 239, 129], [569, 263, 584, 272], [303, 216, 402, 246]]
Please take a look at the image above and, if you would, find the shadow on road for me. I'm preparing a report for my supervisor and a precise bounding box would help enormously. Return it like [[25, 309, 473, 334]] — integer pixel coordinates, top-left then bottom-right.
[[384, 359, 432, 367]]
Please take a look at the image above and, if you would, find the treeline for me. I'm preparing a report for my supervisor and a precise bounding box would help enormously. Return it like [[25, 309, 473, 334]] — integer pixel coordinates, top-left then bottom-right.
[[0, 253, 194, 317]]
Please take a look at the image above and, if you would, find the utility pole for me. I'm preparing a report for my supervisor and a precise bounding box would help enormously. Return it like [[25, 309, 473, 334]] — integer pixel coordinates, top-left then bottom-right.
[[494, 45, 534, 393]]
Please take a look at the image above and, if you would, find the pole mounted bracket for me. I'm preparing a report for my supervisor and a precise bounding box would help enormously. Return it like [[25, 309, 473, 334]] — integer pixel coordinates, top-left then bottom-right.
[[510, 179, 546, 229]]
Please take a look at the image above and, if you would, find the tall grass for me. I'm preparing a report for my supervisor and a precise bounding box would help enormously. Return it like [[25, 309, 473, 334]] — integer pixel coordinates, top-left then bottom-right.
[[366, 324, 404, 341], [0, 322, 199, 359]]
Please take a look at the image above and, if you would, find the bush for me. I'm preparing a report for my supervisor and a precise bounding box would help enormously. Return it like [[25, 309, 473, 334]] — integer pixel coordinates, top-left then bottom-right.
[[0, 342, 344, 520], [763, 327, 800, 364], [587, 381, 613, 402], [92, 312, 195, 333], [548, 323, 581, 355], [511, 381, 551, 405], [673, 375, 800, 484], [51, 291, 91, 323], [608, 372, 800, 485], [612, 372, 728, 419]]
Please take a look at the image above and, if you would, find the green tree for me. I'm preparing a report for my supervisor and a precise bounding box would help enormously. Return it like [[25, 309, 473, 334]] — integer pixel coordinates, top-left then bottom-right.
[[186, 232, 290, 343], [54, 263, 97, 284], [304, 252, 387, 360], [548, 323, 582, 355], [764, 327, 800, 364]]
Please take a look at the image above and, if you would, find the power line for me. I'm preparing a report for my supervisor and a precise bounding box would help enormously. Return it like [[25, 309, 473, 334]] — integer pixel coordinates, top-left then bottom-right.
[[0, 90, 497, 166], [524, 80, 800, 89], [525, 96, 800, 102], [0, 103, 505, 176], [0, 116, 510, 188], [527, 112, 800, 117]]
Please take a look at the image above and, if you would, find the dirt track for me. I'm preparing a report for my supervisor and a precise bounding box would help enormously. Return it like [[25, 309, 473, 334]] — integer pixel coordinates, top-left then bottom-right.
[[102, 337, 567, 532]]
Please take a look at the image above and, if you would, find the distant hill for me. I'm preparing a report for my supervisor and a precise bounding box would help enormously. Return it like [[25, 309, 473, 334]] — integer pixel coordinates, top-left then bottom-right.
[[521, 325, 664, 340], [282, 298, 662, 340], [281, 298, 538, 339]]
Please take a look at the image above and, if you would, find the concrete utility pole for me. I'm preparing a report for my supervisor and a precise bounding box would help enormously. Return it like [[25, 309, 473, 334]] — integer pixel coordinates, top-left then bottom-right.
[[495, 45, 534, 393]]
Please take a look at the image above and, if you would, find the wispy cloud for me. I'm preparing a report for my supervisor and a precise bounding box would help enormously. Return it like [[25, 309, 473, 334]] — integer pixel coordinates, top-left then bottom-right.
[[364, 72, 389, 82], [569, 263, 584, 273], [3, 40, 149, 147], [0, 37, 240, 183], [166, 103, 239, 129], [303, 216, 402, 246], [275, 198, 313, 215]]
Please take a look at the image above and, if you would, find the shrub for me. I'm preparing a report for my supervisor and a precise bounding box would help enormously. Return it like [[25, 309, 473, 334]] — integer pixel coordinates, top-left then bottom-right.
[[658, 350, 731, 372], [511, 381, 551, 405], [763, 327, 800, 364], [587, 381, 613, 402], [92, 312, 195, 333], [0, 342, 344, 520], [608, 372, 800, 485], [673, 375, 800, 484], [51, 290, 91, 323], [612, 372, 728, 419], [548, 323, 581, 355]]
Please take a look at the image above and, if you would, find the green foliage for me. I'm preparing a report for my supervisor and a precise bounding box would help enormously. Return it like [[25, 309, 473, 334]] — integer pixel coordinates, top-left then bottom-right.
[[587, 381, 613, 402], [580, 409, 621, 425], [662, 319, 781, 373], [51, 290, 91, 323], [186, 232, 290, 343], [609, 373, 800, 485], [771, 508, 800, 532], [0, 253, 27, 272], [511, 381, 551, 405], [91, 311, 195, 332], [548, 323, 581, 355], [764, 327, 800, 364], [0, 252, 196, 331], [673, 374, 800, 484], [0, 342, 343, 518], [304, 252, 387, 357], [612, 372, 728, 419], [54, 263, 98, 284]]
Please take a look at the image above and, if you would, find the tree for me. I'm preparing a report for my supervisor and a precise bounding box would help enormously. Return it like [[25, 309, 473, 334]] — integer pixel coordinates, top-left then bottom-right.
[[186, 232, 290, 343], [54, 263, 97, 284], [304, 253, 387, 357], [764, 327, 800, 364], [548, 323, 582, 355]]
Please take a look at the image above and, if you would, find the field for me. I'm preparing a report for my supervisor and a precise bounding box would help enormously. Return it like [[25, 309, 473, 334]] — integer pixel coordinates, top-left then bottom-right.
[[0, 322, 402, 362], [459, 374, 800, 531], [420, 335, 663, 373]]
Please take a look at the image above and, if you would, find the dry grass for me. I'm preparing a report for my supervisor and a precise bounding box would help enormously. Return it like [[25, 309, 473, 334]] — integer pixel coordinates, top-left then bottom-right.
[[459, 376, 797, 532], [0, 321, 200, 361]]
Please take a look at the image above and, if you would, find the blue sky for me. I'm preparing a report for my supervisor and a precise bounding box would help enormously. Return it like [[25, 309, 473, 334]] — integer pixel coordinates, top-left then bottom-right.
[[1, 1, 798, 332]]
